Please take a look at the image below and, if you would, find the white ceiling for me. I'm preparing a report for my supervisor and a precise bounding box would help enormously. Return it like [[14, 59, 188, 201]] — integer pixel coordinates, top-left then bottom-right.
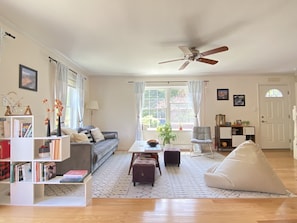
[[0, 0, 297, 77]]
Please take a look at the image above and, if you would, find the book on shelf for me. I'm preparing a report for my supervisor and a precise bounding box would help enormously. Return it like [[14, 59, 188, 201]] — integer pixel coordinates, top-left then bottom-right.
[[0, 162, 10, 180], [21, 122, 32, 137], [21, 162, 32, 181], [11, 162, 32, 182], [60, 169, 88, 183], [48, 139, 61, 160], [13, 119, 33, 138], [0, 140, 10, 159], [43, 162, 56, 181], [35, 161, 56, 182], [0, 118, 10, 138], [60, 177, 86, 183]]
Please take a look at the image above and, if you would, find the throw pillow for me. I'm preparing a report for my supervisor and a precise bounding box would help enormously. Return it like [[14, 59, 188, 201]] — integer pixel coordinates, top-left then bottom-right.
[[80, 130, 94, 143], [204, 140, 288, 195], [62, 128, 77, 135], [91, 127, 105, 142], [70, 133, 89, 143]]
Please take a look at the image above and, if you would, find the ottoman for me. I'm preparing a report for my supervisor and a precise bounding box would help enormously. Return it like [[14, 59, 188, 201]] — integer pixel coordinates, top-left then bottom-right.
[[133, 157, 156, 186], [164, 148, 181, 167]]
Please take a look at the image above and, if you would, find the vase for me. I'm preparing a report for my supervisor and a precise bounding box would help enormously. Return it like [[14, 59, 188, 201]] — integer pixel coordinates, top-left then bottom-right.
[[57, 116, 62, 136], [46, 120, 51, 137]]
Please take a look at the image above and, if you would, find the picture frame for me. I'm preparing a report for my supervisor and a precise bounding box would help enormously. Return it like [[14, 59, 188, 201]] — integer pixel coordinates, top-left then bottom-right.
[[19, 64, 38, 92], [217, 89, 229, 100], [233, 95, 245, 106]]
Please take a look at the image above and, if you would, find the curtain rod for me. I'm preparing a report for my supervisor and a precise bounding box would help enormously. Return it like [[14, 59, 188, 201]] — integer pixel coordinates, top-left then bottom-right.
[[49, 56, 77, 75], [128, 80, 209, 84], [4, 32, 15, 39]]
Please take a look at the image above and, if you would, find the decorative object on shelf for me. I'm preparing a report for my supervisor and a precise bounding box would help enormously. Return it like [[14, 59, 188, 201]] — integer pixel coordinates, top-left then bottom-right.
[[217, 89, 229, 100], [157, 123, 176, 146], [215, 114, 226, 126], [4, 106, 12, 116], [236, 120, 242, 126], [24, 105, 32, 115], [242, 121, 250, 126], [46, 120, 51, 137], [233, 94, 245, 106], [19, 64, 38, 92], [221, 141, 228, 148], [39, 144, 50, 158], [86, 100, 99, 125], [56, 116, 62, 136], [55, 99, 63, 137], [225, 122, 231, 127]]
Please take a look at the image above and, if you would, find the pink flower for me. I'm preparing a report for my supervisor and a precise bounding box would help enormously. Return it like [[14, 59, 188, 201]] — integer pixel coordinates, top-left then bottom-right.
[[55, 99, 63, 117]]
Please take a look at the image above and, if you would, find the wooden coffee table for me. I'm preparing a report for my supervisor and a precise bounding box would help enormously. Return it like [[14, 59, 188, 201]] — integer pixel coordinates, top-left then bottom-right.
[[128, 141, 162, 175]]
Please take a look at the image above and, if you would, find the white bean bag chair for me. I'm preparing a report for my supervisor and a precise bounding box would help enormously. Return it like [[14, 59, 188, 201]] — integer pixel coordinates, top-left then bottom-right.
[[204, 140, 288, 194]]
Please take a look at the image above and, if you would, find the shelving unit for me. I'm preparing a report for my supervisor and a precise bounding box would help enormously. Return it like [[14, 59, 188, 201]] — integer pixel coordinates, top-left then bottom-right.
[[0, 115, 92, 206], [215, 126, 255, 151]]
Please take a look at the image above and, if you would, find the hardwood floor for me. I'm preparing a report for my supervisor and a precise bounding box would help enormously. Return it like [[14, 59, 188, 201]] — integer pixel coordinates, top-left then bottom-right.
[[1, 150, 297, 223]]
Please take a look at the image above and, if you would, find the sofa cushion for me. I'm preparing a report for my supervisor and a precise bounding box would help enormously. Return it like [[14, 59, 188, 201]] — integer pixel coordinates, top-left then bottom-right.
[[204, 140, 288, 195], [91, 127, 105, 142], [70, 132, 89, 143], [62, 128, 77, 135], [80, 130, 94, 143]]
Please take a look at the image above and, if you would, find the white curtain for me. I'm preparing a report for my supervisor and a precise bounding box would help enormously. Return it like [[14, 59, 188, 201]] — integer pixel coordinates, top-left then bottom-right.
[[134, 82, 145, 140], [188, 80, 203, 126], [54, 62, 68, 126], [76, 74, 85, 127]]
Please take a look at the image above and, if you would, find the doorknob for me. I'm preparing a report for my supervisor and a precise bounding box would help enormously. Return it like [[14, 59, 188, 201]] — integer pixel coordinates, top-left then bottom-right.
[[261, 120, 267, 123]]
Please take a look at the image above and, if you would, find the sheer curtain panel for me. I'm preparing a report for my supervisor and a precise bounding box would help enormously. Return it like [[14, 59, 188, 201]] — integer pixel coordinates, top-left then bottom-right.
[[54, 62, 68, 126], [134, 82, 145, 141], [76, 74, 85, 127], [188, 80, 203, 126]]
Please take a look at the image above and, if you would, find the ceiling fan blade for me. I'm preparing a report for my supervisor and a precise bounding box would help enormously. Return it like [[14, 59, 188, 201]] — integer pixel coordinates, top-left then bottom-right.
[[200, 46, 228, 56], [179, 61, 190, 70], [159, 58, 184, 64], [197, 58, 218, 65], [178, 46, 193, 56]]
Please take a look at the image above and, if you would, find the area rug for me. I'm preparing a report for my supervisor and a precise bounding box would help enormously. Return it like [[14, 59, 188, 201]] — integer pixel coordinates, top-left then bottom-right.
[[45, 151, 295, 199]]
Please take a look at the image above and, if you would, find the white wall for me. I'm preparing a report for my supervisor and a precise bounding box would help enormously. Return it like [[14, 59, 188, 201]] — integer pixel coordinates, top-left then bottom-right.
[[1, 20, 295, 150], [0, 21, 90, 136], [88, 75, 295, 150]]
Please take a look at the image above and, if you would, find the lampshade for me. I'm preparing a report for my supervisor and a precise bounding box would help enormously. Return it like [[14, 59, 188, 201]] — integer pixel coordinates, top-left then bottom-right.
[[86, 100, 99, 110]]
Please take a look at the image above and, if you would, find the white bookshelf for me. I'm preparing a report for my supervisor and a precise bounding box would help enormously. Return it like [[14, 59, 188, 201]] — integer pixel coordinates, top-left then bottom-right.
[[0, 115, 92, 207]]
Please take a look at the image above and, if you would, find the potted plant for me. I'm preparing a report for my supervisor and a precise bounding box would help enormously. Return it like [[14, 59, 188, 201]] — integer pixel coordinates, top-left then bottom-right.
[[157, 123, 176, 146]]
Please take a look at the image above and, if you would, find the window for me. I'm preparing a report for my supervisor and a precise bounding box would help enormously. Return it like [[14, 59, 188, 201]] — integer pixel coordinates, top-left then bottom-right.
[[64, 73, 79, 128], [265, 89, 283, 98], [142, 86, 193, 130]]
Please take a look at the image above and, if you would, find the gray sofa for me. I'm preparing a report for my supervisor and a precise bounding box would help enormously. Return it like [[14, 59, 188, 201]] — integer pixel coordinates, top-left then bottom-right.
[[55, 126, 119, 175]]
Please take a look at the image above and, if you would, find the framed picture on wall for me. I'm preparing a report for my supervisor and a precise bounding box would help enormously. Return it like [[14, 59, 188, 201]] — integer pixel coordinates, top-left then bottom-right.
[[217, 89, 229, 100], [233, 95, 245, 106], [19, 64, 38, 92]]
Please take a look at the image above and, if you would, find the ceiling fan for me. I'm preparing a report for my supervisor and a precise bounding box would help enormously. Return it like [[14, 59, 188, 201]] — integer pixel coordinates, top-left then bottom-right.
[[159, 46, 229, 70]]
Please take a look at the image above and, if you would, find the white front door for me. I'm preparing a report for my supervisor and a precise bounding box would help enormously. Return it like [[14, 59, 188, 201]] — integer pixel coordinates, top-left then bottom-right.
[[259, 85, 290, 149]]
